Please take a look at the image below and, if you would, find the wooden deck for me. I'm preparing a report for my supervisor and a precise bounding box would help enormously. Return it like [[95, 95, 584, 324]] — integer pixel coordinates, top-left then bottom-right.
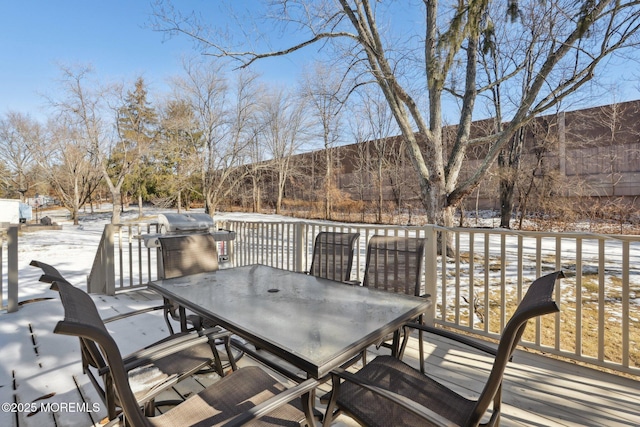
[[1, 288, 638, 427]]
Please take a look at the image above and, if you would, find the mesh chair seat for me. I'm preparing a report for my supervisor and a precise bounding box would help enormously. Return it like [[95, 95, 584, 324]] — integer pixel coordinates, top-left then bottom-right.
[[127, 334, 215, 402], [148, 366, 306, 427], [336, 355, 475, 427]]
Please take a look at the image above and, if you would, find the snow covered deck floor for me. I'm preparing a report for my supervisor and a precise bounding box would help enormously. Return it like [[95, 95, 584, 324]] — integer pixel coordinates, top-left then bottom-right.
[[1, 288, 639, 427]]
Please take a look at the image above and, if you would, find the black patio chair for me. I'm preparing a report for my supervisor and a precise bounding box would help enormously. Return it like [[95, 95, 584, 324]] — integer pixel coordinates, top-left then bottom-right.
[[52, 279, 318, 427], [362, 235, 429, 361], [362, 235, 427, 297], [308, 231, 360, 282], [31, 260, 232, 422], [322, 271, 564, 427]]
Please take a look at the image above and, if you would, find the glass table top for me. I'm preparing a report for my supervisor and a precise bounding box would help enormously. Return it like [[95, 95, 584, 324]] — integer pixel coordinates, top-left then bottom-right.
[[149, 264, 430, 378]]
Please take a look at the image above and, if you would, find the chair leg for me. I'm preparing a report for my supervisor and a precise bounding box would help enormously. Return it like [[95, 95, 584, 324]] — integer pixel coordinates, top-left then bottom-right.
[[418, 314, 425, 374], [162, 298, 175, 335], [104, 375, 118, 421], [419, 328, 425, 374], [205, 337, 225, 376]]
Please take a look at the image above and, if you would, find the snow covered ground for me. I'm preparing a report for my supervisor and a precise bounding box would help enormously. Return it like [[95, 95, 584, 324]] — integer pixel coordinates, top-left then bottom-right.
[[0, 205, 638, 426], [4, 205, 640, 313]]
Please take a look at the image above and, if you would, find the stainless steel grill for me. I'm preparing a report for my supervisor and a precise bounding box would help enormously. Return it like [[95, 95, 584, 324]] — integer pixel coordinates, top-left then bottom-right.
[[143, 213, 235, 264]]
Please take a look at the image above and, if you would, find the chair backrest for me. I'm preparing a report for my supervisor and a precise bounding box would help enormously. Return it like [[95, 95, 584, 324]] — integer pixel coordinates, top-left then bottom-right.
[[32, 261, 109, 375], [362, 235, 426, 296], [53, 281, 151, 426], [467, 271, 563, 426], [30, 260, 72, 285], [158, 234, 219, 279], [309, 232, 360, 282]]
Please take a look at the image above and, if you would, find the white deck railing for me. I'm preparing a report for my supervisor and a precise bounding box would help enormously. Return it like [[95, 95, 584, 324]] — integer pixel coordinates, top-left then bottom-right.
[[87, 219, 640, 376]]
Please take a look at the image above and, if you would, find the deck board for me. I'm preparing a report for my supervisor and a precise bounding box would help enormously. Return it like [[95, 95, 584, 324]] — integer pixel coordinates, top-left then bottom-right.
[[1, 290, 639, 426]]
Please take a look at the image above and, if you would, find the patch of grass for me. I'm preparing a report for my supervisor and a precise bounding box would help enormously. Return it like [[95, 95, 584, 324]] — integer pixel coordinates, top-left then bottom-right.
[[442, 279, 640, 376], [581, 276, 600, 294]]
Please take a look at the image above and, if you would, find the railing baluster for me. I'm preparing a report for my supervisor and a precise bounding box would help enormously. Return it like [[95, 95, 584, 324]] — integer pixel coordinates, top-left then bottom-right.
[[453, 231, 460, 325], [576, 237, 583, 358], [622, 240, 630, 370], [598, 238, 605, 363], [484, 231, 490, 334], [468, 231, 474, 329], [500, 233, 506, 333]]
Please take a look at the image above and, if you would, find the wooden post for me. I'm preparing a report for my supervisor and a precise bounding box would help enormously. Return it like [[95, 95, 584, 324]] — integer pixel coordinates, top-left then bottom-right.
[[295, 223, 305, 273], [7, 226, 18, 313], [423, 225, 438, 326], [104, 224, 115, 295]]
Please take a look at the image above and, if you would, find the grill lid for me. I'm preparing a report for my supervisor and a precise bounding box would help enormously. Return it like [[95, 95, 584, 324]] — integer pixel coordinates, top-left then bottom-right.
[[157, 213, 214, 234]]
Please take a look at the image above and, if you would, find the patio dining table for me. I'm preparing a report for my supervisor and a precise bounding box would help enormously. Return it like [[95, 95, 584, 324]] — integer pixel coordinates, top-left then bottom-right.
[[148, 264, 431, 379]]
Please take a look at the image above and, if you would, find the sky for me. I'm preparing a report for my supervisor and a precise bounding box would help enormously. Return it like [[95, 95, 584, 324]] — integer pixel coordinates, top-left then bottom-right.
[[1, 1, 640, 123], [0, 0, 305, 119]]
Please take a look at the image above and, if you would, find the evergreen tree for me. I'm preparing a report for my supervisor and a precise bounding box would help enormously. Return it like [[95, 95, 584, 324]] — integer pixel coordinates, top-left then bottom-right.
[[114, 77, 158, 217]]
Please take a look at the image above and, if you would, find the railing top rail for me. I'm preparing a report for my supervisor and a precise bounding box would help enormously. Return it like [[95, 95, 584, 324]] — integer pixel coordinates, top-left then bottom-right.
[[218, 219, 640, 242], [441, 225, 640, 242], [221, 219, 431, 232]]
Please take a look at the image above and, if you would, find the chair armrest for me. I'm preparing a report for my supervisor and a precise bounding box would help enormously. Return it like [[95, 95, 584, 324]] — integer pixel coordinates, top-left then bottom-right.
[[124, 330, 230, 369], [405, 322, 499, 358], [102, 304, 169, 323], [98, 330, 230, 375], [329, 368, 457, 427], [221, 378, 318, 427]]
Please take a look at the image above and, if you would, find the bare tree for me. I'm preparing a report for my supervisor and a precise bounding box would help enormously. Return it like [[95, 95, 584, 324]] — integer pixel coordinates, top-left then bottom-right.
[[259, 86, 308, 214], [591, 99, 636, 196], [514, 118, 560, 229], [153, 0, 640, 234], [300, 63, 347, 220], [0, 111, 40, 200], [245, 133, 266, 212], [349, 88, 399, 222], [172, 58, 259, 214], [48, 65, 144, 224], [32, 118, 102, 224]]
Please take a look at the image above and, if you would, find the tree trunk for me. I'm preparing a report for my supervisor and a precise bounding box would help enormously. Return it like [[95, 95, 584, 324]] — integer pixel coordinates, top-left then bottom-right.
[[499, 129, 525, 228], [377, 161, 383, 224], [499, 177, 516, 228], [111, 191, 121, 224], [255, 184, 261, 213], [72, 177, 80, 226], [324, 147, 331, 220]]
